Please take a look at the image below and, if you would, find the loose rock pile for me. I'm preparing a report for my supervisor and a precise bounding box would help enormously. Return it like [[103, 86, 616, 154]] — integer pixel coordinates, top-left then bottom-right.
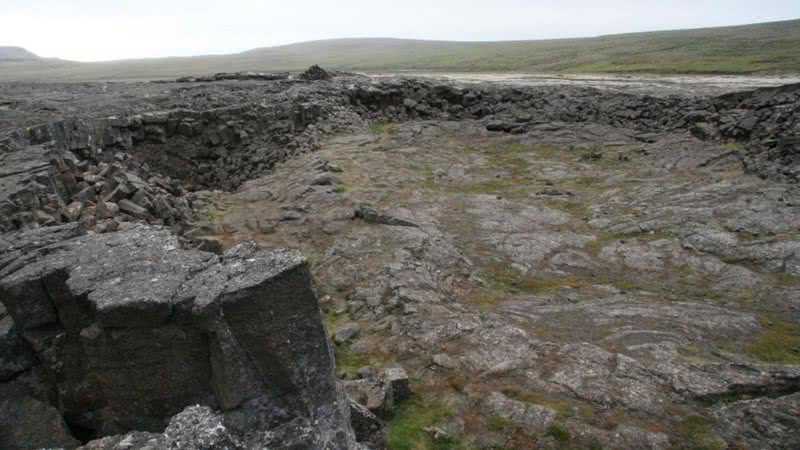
[[0, 143, 192, 233]]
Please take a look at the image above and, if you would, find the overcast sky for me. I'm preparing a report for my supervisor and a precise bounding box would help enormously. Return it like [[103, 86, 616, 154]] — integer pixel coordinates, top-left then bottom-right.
[[2, 0, 798, 62]]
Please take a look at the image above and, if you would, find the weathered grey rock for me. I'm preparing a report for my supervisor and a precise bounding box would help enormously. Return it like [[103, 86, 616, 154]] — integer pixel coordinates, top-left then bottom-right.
[[0, 226, 357, 448], [484, 392, 557, 432], [335, 322, 361, 345], [355, 206, 418, 227], [712, 393, 800, 450], [349, 400, 387, 449], [382, 367, 410, 403], [79, 405, 244, 450], [159, 405, 244, 449], [0, 311, 34, 381], [423, 426, 450, 442], [343, 367, 410, 418], [118, 198, 149, 218], [194, 235, 224, 254], [567, 422, 671, 450], [78, 431, 160, 450], [0, 394, 81, 450]]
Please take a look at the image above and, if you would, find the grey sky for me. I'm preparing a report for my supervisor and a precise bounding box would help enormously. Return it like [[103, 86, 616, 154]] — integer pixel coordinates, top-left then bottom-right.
[[2, 0, 798, 62]]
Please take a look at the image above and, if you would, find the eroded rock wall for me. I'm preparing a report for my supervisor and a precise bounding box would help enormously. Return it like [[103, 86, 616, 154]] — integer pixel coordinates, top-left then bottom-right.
[[2, 77, 798, 237]]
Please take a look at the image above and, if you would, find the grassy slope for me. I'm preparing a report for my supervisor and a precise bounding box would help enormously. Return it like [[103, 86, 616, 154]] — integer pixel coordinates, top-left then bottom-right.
[[2, 19, 799, 82]]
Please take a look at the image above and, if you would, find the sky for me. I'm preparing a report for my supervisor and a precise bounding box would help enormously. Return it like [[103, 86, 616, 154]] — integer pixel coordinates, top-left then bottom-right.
[[2, 0, 798, 62]]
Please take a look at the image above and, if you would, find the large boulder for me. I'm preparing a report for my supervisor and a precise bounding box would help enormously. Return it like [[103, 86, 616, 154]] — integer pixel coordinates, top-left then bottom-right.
[[0, 225, 357, 449], [343, 367, 410, 418], [300, 65, 332, 81]]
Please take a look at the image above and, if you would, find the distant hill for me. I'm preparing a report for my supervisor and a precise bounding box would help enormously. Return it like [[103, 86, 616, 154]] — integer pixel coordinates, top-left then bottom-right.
[[1, 19, 799, 82], [0, 46, 40, 61]]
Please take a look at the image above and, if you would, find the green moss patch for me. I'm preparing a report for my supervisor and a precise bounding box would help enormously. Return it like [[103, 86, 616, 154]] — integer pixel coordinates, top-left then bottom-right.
[[505, 390, 587, 420], [545, 423, 571, 442], [746, 317, 800, 364], [370, 120, 397, 135], [387, 398, 460, 450], [672, 416, 725, 450], [334, 345, 385, 379], [483, 267, 644, 296]]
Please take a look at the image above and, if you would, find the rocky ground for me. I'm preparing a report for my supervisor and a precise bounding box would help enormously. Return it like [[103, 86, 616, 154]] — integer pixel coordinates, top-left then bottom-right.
[[1, 69, 799, 449]]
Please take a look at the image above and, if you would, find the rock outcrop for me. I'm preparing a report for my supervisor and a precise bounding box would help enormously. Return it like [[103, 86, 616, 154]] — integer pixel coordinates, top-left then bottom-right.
[[0, 225, 357, 449]]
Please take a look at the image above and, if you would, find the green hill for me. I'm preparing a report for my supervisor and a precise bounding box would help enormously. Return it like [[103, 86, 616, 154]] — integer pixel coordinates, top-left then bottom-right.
[[2, 19, 799, 82]]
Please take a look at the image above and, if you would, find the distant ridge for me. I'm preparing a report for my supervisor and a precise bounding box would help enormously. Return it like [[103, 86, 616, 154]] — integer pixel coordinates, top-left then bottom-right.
[[1, 18, 799, 82], [0, 46, 40, 61]]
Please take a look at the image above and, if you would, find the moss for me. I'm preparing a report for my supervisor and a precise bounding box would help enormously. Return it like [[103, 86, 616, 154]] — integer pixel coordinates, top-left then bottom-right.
[[564, 176, 602, 189], [673, 416, 726, 450], [773, 271, 798, 286], [334, 345, 384, 379], [418, 142, 570, 199], [324, 309, 341, 334], [464, 179, 531, 197], [544, 199, 589, 218], [583, 239, 604, 257], [485, 152, 530, 178], [478, 296, 497, 311], [447, 372, 468, 392], [206, 207, 226, 223], [717, 341, 739, 354], [577, 404, 596, 419], [583, 230, 673, 258], [615, 230, 672, 242], [483, 142, 553, 156], [508, 391, 580, 419], [545, 423, 571, 442], [719, 141, 745, 152], [673, 264, 695, 278], [333, 184, 351, 194], [612, 277, 648, 292], [484, 267, 645, 296], [202, 200, 243, 224], [679, 344, 712, 364], [387, 398, 459, 450], [419, 176, 532, 199], [485, 268, 574, 294], [746, 316, 800, 364], [370, 120, 396, 135], [488, 415, 517, 433]]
